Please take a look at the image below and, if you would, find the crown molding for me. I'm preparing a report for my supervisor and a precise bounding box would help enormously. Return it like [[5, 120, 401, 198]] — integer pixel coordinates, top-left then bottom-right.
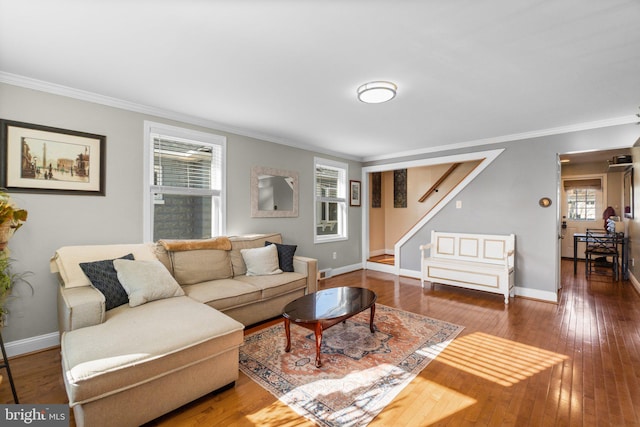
[[362, 115, 638, 162], [0, 72, 362, 162], [2, 71, 634, 164]]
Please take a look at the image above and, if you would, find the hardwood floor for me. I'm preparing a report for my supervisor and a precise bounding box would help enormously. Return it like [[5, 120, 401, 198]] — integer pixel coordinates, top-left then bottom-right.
[[1, 259, 639, 426], [368, 254, 395, 265]]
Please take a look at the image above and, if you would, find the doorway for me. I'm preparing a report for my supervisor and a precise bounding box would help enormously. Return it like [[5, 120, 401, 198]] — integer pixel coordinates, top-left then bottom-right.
[[360, 149, 505, 276], [558, 148, 630, 263]]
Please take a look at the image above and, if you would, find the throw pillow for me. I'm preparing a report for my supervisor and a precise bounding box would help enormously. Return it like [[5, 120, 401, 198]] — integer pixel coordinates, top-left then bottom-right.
[[79, 253, 135, 311], [265, 241, 297, 272], [241, 244, 283, 276], [113, 259, 185, 307]]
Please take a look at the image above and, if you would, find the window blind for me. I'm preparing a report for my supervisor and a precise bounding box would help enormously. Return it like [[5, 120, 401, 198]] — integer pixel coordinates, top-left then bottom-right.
[[315, 166, 341, 198], [563, 178, 602, 190], [153, 136, 222, 191]]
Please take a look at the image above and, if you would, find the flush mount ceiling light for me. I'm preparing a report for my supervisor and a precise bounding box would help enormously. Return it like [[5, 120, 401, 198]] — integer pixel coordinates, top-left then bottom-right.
[[357, 81, 397, 104]]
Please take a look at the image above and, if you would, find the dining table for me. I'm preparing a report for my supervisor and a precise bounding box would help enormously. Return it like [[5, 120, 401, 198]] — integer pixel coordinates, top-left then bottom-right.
[[572, 232, 628, 280]]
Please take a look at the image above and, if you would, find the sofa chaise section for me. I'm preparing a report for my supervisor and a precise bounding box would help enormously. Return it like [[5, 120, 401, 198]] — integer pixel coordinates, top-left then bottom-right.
[[62, 296, 243, 427]]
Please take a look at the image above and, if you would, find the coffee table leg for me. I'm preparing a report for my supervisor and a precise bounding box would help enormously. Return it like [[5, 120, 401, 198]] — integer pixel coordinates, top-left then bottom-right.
[[369, 304, 376, 333], [314, 322, 323, 368], [284, 318, 291, 353]]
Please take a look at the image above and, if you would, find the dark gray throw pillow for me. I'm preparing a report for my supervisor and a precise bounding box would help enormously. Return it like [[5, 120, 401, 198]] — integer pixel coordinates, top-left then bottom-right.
[[80, 253, 135, 311], [265, 241, 297, 272]]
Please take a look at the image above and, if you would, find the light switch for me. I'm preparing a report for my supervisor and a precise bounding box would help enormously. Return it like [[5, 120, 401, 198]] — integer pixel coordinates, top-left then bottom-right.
[[456, 200, 462, 209]]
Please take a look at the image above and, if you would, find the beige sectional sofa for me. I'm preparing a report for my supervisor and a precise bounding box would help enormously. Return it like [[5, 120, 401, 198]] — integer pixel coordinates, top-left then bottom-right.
[[51, 233, 317, 427]]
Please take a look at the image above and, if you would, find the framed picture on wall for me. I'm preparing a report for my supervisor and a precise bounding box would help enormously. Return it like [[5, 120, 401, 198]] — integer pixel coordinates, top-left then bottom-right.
[[0, 119, 106, 195], [371, 172, 381, 208], [624, 167, 633, 219], [350, 180, 361, 206]]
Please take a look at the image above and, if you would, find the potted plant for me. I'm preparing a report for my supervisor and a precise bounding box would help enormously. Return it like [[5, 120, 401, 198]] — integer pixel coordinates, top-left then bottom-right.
[[0, 189, 29, 325], [0, 190, 28, 250], [0, 252, 32, 323]]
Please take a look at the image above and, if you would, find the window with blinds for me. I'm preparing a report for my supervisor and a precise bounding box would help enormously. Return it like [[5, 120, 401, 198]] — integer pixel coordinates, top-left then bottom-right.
[[145, 123, 226, 241], [314, 158, 348, 242], [153, 137, 221, 190]]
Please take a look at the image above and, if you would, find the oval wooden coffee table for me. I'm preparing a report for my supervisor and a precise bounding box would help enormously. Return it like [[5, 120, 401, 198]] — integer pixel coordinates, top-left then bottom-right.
[[282, 286, 377, 368]]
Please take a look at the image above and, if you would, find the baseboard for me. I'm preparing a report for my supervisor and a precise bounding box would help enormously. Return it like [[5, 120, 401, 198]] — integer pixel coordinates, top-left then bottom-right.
[[399, 268, 421, 279], [514, 286, 558, 303], [331, 263, 363, 277], [368, 249, 395, 258], [628, 270, 640, 295], [4, 331, 60, 358], [366, 262, 396, 275], [368, 249, 386, 257]]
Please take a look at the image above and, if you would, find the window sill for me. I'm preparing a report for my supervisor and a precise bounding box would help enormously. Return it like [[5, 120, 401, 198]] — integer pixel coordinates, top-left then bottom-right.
[[314, 235, 348, 244]]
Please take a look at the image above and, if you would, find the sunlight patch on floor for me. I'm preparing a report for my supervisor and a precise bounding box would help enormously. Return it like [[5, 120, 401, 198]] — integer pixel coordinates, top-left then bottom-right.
[[434, 332, 568, 387], [374, 375, 477, 426], [245, 398, 314, 426]]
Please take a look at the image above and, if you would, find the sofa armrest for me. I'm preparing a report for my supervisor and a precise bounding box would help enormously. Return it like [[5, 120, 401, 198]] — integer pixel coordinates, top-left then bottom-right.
[[57, 279, 106, 333], [293, 255, 318, 294]]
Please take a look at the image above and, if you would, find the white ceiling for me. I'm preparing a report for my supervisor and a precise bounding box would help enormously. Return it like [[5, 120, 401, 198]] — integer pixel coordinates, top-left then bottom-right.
[[1, 1, 639, 161]]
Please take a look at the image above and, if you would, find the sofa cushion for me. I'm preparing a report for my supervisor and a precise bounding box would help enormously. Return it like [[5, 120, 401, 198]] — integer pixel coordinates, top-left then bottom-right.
[[114, 259, 185, 307], [265, 241, 297, 272], [61, 296, 244, 406], [51, 244, 158, 289], [171, 249, 233, 285], [241, 244, 282, 276], [229, 233, 282, 276], [79, 253, 134, 311], [182, 278, 262, 311], [233, 272, 307, 299]]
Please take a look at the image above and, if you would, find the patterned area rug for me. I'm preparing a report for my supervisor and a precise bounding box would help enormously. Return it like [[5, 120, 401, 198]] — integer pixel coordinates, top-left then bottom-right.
[[239, 304, 464, 426]]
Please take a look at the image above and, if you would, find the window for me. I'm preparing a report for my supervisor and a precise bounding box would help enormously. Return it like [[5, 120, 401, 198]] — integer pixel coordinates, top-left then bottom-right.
[[144, 122, 226, 242], [314, 157, 348, 242], [566, 188, 597, 220], [564, 177, 602, 221]]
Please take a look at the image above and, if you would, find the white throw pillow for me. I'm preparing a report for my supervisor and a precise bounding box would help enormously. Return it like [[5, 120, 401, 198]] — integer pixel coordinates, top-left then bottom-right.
[[241, 244, 283, 276], [113, 259, 185, 307]]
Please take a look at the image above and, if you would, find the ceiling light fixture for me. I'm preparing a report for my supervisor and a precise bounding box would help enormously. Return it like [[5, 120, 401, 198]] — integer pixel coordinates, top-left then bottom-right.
[[357, 81, 397, 104]]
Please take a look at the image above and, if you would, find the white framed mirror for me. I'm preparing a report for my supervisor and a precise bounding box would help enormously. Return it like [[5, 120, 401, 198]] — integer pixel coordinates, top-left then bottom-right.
[[251, 166, 299, 217]]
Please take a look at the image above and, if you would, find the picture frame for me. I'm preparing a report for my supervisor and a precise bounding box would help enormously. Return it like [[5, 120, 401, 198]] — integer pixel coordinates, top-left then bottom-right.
[[371, 172, 381, 208], [0, 120, 106, 195], [624, 167, 633, 219], [350, 180, 361, 207]]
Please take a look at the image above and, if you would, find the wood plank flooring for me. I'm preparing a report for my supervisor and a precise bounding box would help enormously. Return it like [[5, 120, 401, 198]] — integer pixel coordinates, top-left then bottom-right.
[[368, 254, 395, 265], [1, 259, 639, 426]]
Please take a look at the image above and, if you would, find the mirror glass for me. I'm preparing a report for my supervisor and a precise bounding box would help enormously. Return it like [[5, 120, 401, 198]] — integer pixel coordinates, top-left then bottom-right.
[[251, 166, 298, 217]]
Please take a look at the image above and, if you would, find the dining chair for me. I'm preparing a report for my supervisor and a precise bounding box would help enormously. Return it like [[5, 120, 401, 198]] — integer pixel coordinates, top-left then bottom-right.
[[585, 229, 619, 280]]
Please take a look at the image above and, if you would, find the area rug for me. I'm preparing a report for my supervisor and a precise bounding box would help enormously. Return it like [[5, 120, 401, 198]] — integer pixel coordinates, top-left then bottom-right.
[[239, 304, 464, 426]]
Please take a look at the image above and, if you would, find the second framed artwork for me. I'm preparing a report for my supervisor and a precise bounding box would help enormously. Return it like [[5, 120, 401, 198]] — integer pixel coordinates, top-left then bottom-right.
[[350, 180, 361, 206], [0, 120, 106, 195]]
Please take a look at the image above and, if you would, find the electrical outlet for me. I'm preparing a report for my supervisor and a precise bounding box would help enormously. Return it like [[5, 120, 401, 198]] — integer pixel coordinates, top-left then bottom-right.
[[332, 252, 337, 259], [456, 200, 462, 209]]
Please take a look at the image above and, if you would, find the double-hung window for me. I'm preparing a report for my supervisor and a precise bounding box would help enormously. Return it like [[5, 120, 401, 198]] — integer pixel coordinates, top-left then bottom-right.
[[144, 122, 226, 242], [314, 157, 348, 243]]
